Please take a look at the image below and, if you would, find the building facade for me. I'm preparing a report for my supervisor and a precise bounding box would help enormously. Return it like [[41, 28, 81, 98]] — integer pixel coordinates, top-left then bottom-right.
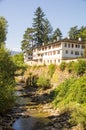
[[24, 38, 85, 65]]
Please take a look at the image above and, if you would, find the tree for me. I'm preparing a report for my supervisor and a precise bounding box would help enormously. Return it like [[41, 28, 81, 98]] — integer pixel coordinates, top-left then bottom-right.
[[21, 7, 53, 49], [21, 27, 35, 51], [0, 47, 16, 114], [12, 53, 24, 67], [43, 18, 53, 44], [79, 26, 86, 41], [68, 26, 79, 40], [33, 7, 45, 46], [0, 17, 8, 47], [52, 28, 62, 41]]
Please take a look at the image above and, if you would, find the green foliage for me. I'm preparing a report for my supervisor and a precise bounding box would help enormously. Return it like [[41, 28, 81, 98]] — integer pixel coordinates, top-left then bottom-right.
[[59, 61, 66, 71], [12, 53, 27, 75], [37, 74, 50, 89], [12, 53, 24, 67], [70, 104, 86, 127], [21, 7, 53, 49], [48, 64, 56, 77], [21, 28, 35, 51], [74, 59, 86, 75], [33, 6, 46, 45], [0, 47, 16, 114], [52, 76, 86, 127], [68, 26, 86, 40], [68, 26, 78, 40], [43, 18, 53, 44], [0, 17, 8, 46], [52, 28, 62, 41], [67, 61, 75, 73], [0, 86, 16, 114], [53, 76, 86, 106], [0, 47, 16, 86]]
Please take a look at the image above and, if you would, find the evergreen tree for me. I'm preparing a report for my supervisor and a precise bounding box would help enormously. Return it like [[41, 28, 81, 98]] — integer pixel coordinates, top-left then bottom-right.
[[68, 26, 79, 40], [33, 7, 45, 46], [52, 28, 62, 41], [43, 18, 53, 44]]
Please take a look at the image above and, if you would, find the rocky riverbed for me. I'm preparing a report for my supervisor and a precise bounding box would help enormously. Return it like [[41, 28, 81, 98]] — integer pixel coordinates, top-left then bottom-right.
[[0, 82, 83, 130]]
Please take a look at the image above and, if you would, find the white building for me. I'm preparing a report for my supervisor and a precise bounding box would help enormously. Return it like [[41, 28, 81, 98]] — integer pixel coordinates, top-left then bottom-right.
[[24, 38, 85, 65]]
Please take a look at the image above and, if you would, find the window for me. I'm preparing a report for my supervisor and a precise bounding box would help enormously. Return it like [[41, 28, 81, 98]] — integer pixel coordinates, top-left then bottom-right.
[[42, 48, 44, 51], [64, 43, 67, 47], [49, 46, 51, 49], [75, 44, 78, 48], [45, 47, 47, 50], [71, 50, 73, 54], [57, 50, 60, 54], [71, 44, 74, 48], [75, 51, 79, 55], [68, 44, 70, 48], [78, 45, 80, 48], [82, 45, 85, 49], [65, 50, 68, 54]]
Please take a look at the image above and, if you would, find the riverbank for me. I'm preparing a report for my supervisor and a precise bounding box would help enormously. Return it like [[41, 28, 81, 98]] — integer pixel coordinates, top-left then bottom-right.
[[0, 78, 85, 130], [0, 82, 77, 130]]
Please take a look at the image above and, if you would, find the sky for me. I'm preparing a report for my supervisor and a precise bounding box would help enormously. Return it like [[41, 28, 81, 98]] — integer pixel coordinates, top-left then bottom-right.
[[0, 0, 86, 51]]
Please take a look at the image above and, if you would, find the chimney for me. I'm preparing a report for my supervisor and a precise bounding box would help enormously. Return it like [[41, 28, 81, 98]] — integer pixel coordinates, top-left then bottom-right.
[[78, 37, 82, 41]]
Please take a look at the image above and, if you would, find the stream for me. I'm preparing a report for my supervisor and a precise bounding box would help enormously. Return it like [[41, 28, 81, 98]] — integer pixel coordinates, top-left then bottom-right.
[[12, 83, 71, 130], [12, 83, 51, 130]]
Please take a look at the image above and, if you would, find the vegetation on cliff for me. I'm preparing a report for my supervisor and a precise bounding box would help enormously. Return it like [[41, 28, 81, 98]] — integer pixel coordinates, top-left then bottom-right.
[[23, 59, 86, 129], [52, 76, 86, 128]]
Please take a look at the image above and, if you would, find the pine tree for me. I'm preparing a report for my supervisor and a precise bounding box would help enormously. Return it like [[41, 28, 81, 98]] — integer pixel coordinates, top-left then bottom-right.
[[33, 7, 45, 46], [43, 18, 53, 44], [52, 28, 62, 41]]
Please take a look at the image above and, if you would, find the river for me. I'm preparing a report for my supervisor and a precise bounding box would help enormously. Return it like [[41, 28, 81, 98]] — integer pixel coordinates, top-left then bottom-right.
[[12, 83, 51, 130]]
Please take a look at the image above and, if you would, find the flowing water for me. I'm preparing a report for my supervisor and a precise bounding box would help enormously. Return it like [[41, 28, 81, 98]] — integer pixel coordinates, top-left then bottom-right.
[[13, 117, 38, 130], [12, 84, 50, 130]]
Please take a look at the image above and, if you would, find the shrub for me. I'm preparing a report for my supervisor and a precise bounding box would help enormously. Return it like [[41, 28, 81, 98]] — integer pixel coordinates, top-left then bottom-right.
[[36, 74, 50, 89], [0, 47, 16, 114], [67, 61, 75, 73], [52, 76, 86, 128], [70, 104, 86, 128], [59, 61, 66, 71], [74, 59, 86, 76], [0, 86, 16, 114], [48, 64, 56, 77]]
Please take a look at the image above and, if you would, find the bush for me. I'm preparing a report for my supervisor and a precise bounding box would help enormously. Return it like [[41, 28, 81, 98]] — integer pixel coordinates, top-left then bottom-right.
[[36, 74, 50, 89], [48, 64, 56, 77], [53, 76, 86, 106], [0, 86, 16, 114], [52, 76, 86, 128], [0, 47, 16, 114], [67, 61, 75, 73], [59, 61, 66, 71], [70, 104, 86, 128], [74, 59, 86, 76]]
